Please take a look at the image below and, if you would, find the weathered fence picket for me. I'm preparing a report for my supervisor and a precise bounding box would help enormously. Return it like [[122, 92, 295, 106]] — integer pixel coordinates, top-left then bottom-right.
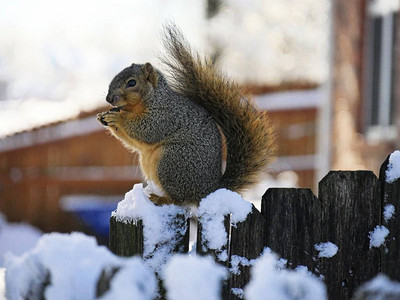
[[379, 155, 400, 281], [108, 155, 400, 300], [228, 205, 265, 299], [262, 188, 321, 272], [318, 171, 381, 299], [109, 218, 144, 256]]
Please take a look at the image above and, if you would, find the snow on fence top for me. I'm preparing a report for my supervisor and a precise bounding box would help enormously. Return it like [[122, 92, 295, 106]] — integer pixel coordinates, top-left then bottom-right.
[[386, 150, 400, 183]]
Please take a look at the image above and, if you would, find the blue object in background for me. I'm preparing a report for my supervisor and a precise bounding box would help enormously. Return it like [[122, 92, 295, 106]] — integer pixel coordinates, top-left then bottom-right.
[[60, 195, 121, 238]]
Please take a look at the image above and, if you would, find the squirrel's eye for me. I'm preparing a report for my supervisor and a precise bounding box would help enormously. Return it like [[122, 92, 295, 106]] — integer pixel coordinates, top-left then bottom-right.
[[126, 79, 136, 88]]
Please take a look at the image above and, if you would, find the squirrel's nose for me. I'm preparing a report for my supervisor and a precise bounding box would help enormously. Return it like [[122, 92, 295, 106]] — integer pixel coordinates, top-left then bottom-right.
[[112, 95, 120, 103], [106, 94, 120, 104]]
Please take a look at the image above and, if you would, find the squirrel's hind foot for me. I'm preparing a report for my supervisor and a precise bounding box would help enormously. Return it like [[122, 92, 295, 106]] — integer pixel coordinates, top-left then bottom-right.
[[149, 194, 176, 206]]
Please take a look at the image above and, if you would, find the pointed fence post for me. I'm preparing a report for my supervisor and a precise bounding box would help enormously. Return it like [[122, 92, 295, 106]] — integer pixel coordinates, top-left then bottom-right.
[[318, 171, 381, 299], [379, 155, 400, 281], [262, 188, 322, 272]]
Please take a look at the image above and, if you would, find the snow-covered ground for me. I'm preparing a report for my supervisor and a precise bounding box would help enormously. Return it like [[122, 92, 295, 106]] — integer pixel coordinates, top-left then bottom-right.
[[0, 213, 42, 268]]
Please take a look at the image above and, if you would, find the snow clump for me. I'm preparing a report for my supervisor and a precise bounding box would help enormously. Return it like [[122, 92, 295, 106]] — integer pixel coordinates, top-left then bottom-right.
[[386, 150, 400, 183], [369, 225, 390, 248], [197, 188, 252, 260], [383, 204, 395, 223], [314, 242, 338, 258]]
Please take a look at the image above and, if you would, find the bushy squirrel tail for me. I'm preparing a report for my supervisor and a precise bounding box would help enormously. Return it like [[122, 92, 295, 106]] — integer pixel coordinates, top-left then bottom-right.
[[162, 25, 276, 192]]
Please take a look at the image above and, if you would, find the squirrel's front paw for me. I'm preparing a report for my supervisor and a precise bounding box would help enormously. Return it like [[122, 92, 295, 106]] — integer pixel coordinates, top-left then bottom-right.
[[97, 112, 109, 126], [98, 110, 121, 131]]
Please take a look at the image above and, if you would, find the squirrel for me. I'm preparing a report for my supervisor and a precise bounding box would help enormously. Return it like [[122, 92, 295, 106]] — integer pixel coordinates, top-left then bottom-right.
[[97, 25, 275, 206]]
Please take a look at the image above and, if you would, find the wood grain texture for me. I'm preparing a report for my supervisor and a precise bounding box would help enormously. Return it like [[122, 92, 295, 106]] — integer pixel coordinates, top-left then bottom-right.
[[109, 216, 144, 257], [319, 171, 381, 300], [227, 205, 265, 299], [379, 155, 400, 281], [262, 188, 321, 272]]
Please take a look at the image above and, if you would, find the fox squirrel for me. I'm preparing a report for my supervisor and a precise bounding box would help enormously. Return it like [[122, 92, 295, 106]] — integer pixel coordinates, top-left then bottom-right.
[[97, 25, 275, 206]]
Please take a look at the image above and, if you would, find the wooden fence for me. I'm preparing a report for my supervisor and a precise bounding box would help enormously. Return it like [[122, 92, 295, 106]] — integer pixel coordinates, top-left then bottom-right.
[[108, 155, 400, 300]]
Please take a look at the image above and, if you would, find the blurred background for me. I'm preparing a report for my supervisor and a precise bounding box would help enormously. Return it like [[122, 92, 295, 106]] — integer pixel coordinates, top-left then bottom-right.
[[0, 0, 399, 262]]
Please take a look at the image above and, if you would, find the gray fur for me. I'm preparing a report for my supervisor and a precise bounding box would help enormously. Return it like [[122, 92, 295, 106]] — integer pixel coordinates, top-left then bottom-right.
[[110, 64, 223, 203]]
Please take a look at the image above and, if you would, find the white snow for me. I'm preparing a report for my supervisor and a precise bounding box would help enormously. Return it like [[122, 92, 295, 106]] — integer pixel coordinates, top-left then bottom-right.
[[99, 258, 157, 300], [314, 242, 338, 258], [245, 251, 327, 300], [353, 274, 400, 298], [112, 184, 189, 274], [386, 150, 400, 183], [369, 225, 390, 248], [4, 232, 156, 300], [163, 254, 228, 300], [231, 288, 245, 299], [0, 268, 4, 300], [0, 214, 42, 267], [197, 189, 252, 260], [230, 255, 255, 275], [369, 0, 400, 16], [384, 204, 395, 223]]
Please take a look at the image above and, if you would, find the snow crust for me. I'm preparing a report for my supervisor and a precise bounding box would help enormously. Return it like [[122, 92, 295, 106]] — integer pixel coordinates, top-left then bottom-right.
[[386, 150, 400, 183], [163, 254, 227, 300], [4, 232, 156, 300], [245, 251, 327, 300], [197, 189, 252, 260], [383, 204, 395, 223], [369, 225, 390, 248], [314, 242, 338, 258], [113, 184, 189, 274]]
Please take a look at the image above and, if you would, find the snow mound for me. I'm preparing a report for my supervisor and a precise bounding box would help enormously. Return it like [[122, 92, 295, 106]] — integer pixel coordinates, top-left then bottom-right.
[[245, 251, 327, 300], [5, 232, 156, 300], [0, 214, 42, 267], [353, 274, 400, 300], [163, 254, 227, 300]]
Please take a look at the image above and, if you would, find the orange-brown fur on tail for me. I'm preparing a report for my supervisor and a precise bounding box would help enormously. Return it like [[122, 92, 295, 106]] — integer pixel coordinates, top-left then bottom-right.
[[162, 25, 276, 192]]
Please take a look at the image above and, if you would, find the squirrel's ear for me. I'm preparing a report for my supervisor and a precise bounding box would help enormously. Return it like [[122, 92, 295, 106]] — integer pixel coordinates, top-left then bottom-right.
[[142, 63, 158, 87]]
